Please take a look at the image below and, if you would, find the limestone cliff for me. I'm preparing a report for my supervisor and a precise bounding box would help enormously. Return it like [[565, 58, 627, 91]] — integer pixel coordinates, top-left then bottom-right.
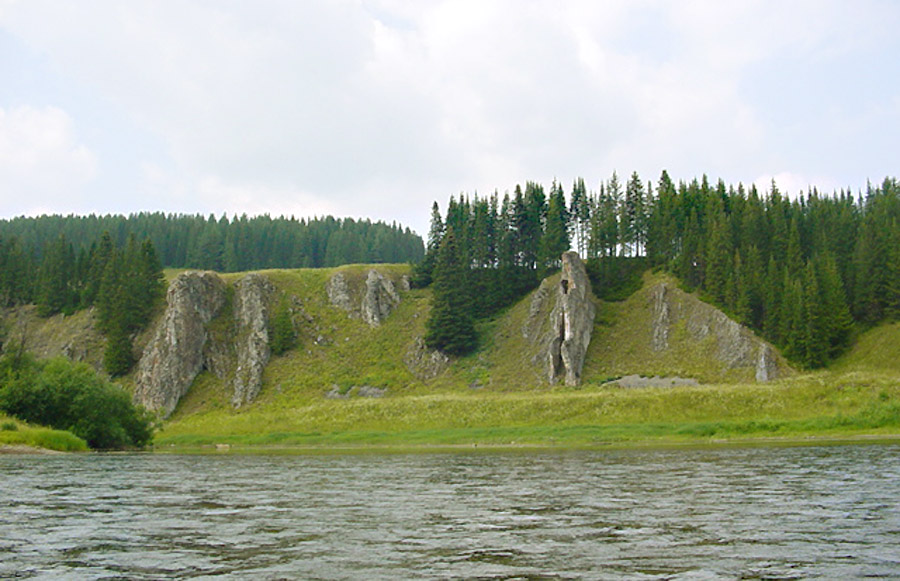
[[231, 273, 275, 408], [362, 270, 400, 327], [524, 252, 596, 386], [133, 271, 227, 417], [133, 271, 276, 417], [649, 282, 786, 382], [328, 268, 402, 327]]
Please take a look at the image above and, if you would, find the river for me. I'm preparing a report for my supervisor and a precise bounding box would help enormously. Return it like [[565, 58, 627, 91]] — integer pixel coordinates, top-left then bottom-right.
[[2, 444, 899, 579]]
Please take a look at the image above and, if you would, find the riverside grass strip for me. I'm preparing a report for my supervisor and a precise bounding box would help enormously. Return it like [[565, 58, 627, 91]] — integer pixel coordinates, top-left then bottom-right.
[[155, 372, 900, 451]]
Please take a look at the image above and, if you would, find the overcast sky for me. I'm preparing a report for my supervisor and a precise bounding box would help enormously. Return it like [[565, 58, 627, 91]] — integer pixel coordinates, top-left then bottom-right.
[[1, 1, 899, 236]]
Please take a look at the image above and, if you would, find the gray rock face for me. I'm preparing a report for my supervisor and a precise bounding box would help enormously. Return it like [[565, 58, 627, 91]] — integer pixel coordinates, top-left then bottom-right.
[[547, 252, 596, 386], [134, 271, 226, 417], [362, 270, 400, 327], [755, 344, 778, 382], [231, 273, 275, 408], [404, 336, 450, 380], [328, 269, 402, 327], [326, 272, 353, 312], [524, 253, 595, 385], [650, 281, 787, 382]]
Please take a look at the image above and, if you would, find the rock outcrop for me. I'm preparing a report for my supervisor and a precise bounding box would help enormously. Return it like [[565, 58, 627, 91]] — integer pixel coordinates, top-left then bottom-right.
[[361, 270, 400, 327], [133, 271, 278, 417], [134, 271, 227, 417], [326, 272, 353, 312], [231, 273, 275, 408], [548, 252, 596, 386], [404, 336, 450, 380], [525, 252, 596, 386], [650, 281, 788, 382], [328, 269, 402, 327]]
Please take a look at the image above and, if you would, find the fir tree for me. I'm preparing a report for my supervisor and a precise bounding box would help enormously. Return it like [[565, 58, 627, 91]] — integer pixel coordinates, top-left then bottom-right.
[[538, 181, 570, 270], [425, 229, 478, 356]]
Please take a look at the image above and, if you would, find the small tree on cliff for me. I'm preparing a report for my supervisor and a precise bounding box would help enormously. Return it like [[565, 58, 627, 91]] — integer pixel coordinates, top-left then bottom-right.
[[425, 228, 478, 356]]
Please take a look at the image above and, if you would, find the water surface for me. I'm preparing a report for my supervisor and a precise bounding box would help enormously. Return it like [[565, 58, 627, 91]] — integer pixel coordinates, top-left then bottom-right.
[[2, 445, 899, 579]]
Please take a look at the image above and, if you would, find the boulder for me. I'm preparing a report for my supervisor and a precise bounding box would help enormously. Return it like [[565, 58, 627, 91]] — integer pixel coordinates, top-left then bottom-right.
[[133, 271, 226, 417]]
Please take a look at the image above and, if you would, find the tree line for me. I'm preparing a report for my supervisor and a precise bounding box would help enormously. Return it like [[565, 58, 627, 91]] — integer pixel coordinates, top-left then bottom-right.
[[0, 212, 424, 272], [417, 173, 900, 368]]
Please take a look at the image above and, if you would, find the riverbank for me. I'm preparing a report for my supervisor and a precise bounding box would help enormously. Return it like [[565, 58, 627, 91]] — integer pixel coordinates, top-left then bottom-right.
[[0, 415, 89, 452], [155, 370, 900, 453], [152, 434, 900, 456]]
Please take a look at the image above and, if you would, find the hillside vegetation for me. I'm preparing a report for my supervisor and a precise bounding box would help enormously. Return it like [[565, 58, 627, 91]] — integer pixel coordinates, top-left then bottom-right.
[[148, 264, 899, 450]]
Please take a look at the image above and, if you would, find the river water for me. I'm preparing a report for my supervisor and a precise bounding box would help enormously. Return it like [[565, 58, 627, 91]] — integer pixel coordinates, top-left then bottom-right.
[[1, 444, 899, 580]]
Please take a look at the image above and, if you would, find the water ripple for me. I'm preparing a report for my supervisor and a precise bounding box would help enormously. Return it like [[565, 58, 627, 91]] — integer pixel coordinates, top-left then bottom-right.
[[1, 445, 898, 579]]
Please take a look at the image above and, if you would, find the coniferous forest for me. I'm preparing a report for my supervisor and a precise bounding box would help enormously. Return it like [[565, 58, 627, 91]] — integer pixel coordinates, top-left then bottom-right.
[[0, 212, 424, 279], [417, 173, 900, 369], [1, 175, 898, 371], [0, 213, 423, 376]]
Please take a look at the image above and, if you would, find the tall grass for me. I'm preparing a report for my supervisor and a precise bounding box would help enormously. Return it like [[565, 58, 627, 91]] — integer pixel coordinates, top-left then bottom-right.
[[157, 372, 900, 449], [0, 415, 88, 452]]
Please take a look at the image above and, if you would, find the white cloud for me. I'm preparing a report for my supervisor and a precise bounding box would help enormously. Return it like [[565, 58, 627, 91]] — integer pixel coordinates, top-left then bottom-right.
[[754, 172, 843, 199], [0, 105, 97, 214], [1, 0, 898, 232]]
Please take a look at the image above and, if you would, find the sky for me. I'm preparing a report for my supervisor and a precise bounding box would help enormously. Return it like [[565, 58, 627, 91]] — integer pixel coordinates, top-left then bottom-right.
[[1, 1, 899, 237]]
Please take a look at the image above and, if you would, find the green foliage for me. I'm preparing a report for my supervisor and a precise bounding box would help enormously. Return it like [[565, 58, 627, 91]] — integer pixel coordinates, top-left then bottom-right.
[[269, 296, 297, 356], [538, 180, 570, 271], [0, 413, 88, 452], [586, 257, 648, 301], [103, 325, 135, 377], [425, 229, 478, 356], [36, 234, 78, 317], [0, 212, 423, 272], [0, 235, 32, 307], [0, 355, 154, 449]]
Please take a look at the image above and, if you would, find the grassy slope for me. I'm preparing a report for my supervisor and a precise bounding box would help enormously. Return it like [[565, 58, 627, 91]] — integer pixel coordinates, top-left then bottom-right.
[[156, 265, 900, 450]]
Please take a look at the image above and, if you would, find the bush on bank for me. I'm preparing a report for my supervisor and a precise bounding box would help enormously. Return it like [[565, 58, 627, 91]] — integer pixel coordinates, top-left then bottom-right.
[[0, 354, 154, 450]]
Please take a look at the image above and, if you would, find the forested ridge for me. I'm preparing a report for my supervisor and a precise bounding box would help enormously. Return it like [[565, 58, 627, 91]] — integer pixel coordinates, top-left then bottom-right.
[[0, 212, 422, 376], [418, 173, 900, 368], [0, 212, 423, 273]]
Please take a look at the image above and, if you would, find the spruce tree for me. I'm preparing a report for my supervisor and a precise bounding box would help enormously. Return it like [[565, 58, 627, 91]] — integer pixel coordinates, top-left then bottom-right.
[[703, 215, 732, 303], [815, 252, 853, 357], [538, 181, 570, 271], [36, 234, 76, 317], [411, 202, 444, 288], [425, 229, 478, 356]]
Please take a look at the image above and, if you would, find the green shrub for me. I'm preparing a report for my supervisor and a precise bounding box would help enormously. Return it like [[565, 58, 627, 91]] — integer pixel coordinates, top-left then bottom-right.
[[1, 420, 18, 431], [269, 296, 297, 356], [0, 355, 154, 449]]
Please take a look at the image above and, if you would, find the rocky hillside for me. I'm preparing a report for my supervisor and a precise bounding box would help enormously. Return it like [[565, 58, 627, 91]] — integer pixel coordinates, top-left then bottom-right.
[[583, 271, 792, 384], [1, 257, 795, 421]]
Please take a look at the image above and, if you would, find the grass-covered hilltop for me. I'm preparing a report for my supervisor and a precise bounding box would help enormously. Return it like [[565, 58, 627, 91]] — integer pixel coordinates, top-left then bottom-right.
[[2, 172, 899, 452]]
